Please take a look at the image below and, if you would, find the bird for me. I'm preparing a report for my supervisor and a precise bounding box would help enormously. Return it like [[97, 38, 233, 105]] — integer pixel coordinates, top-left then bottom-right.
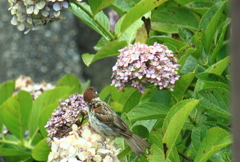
[[83, 87, 149, 156]]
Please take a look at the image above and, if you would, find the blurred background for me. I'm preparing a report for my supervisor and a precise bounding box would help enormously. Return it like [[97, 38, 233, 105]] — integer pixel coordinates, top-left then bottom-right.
[[0, 1, 116, 91]]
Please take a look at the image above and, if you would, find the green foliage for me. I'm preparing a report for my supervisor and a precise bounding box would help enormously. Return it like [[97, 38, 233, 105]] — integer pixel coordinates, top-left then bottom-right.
[[1, 0, 231, 161], [0, 74, 83, 161]]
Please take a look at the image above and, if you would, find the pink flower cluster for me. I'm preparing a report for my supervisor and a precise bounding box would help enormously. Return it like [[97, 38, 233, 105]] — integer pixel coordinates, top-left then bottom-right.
[[111, 42, 180, 94]]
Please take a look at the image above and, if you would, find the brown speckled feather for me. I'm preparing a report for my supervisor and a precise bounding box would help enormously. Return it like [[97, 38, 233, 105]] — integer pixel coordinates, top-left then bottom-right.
[[93, 101, 132, 137]]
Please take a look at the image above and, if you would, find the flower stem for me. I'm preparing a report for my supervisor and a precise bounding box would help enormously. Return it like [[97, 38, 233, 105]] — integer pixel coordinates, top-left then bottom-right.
[[71, 1, 115, 41]]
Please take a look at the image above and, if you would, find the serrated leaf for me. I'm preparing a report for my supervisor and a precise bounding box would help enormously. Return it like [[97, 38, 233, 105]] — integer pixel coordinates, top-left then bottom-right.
[[28, 87, 73, 138], [162, 99, 199, 159], [0, 91, 32, 141], [32, 138, 50, 161], [199, 1, 226, 53], [89, 0, 115, 15], [170, 73, 195, 102], [56, 74, 81, 93], [191, 125, 209, 151], [0, 80, 15, 106], [120, 0, 166, 33], [82, 40, 127, 66], [197, 87, 230, 118], [127, 102, 168, 121], [122, 89, 142, 113], [70, 2, 111, 40], [194, 56, 229, 94], [194, 127, 231, 162], [152, 7, 199, 33], [211, 18, 230, 63]]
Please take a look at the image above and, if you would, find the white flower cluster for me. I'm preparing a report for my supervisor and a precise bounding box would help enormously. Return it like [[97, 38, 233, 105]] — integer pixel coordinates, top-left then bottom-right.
[[48, 124, 120, 162], [8, 0, 73, 33], [14, 75, 55, 100]]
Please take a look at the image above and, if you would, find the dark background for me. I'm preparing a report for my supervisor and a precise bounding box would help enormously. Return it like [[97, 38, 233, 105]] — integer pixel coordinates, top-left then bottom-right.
[[0, 1, 116, 91]]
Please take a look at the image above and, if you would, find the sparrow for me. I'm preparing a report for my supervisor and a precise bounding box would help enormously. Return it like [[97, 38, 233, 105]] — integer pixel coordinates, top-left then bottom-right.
[[83, 87, 149, 156]]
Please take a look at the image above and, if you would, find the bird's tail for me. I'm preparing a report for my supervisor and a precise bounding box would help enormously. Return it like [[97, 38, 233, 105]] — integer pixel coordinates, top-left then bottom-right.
[[124, 134, 149, 156]]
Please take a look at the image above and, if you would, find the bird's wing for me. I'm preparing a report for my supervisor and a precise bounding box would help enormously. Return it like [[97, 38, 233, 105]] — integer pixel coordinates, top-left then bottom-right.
[[93, 102, 132, 137]]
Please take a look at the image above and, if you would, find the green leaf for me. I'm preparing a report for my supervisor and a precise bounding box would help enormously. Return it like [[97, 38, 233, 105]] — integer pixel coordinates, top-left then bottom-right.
[[94, 37, 109, 51], [147, 144, 165, 161], [152, 7, 199, 33], [5, 155, 33, 162], [180, 56, 206, 74], [199, 1, 226, 53], [120, 0, 167, 33], [170, 73, 195, 102], [100, 86, 136, 112], [149, 36, 187, 50], [0, 80, 15, 106], [194, 56, 230, 93], [178, 27, 193, 44], [122, 89, 142, 113], [70, 2, 111, 40], [39, 102, 60, 137], [191, 29, 204, 59], [149, 128, 162, 149], [178, 46, 196, 70], [111, 0, 139, 15], [184, 2, 215, 15], [82, 40, 127, 66], [115, 14, 144, 44], [32, 138, 50, 161], [162, 99, 199, 159], [0, 144, 31, 156], [132, 125, 149, 138], [197, 87, 230, 119], [117, 146, 132, 159], [89, 0, 115, 15], [28, 87, 73, 138], [196, 72, 225, 82], [191, 125, 210, 151], [0, 91, 32, 141], [133, 119, 158, 132], [56, 74, 81, 93], [31, 133, 43, 146], [194, 127, 231, 162], [169, 146, 180, 162], [211, 18, 230, 63], [127, 102, 168, 121]]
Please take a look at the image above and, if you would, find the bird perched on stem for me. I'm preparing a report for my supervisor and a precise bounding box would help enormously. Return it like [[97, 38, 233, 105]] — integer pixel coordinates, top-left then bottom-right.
[[83, 87, 149, 156]]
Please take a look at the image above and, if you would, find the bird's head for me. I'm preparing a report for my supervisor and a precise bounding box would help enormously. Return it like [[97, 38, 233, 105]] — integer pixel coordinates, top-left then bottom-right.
[[83, 87, 99, 104]]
